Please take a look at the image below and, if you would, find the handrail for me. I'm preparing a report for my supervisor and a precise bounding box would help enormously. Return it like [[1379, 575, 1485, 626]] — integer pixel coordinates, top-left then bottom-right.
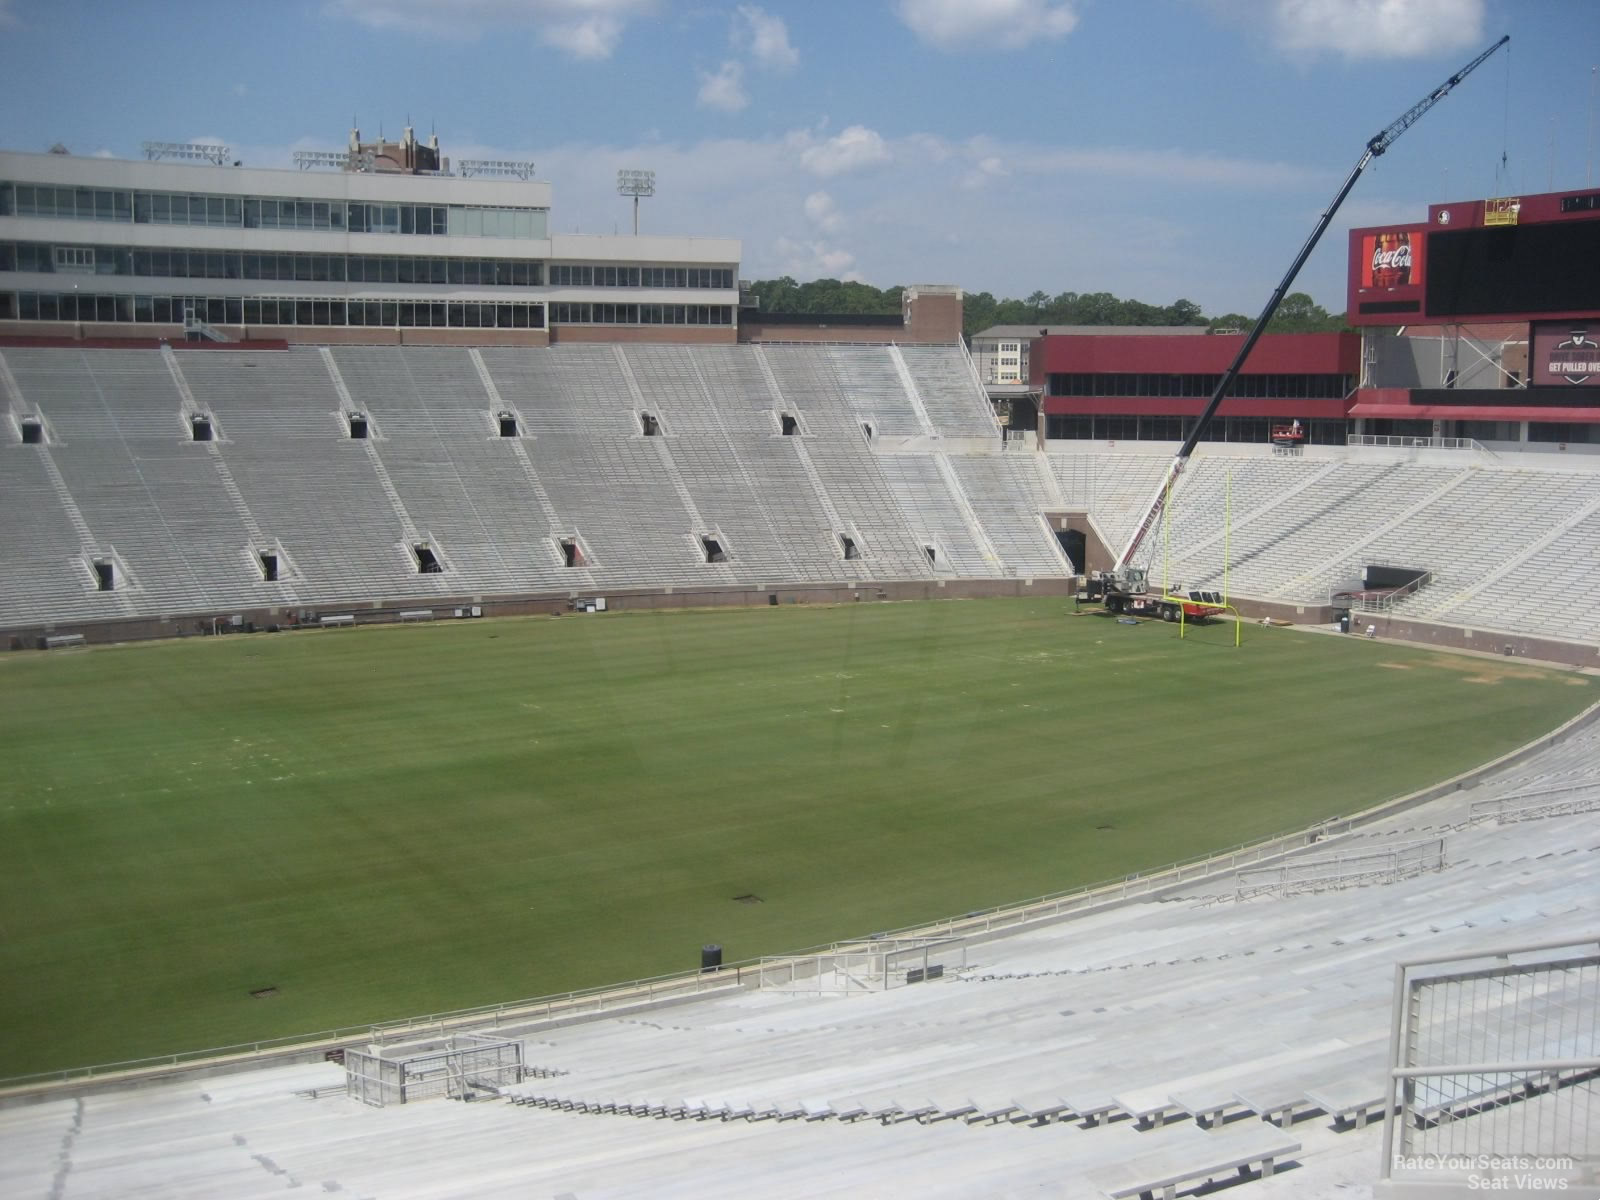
[[1329, 569, 1434, 612], [1346, 434, 1487, 452]]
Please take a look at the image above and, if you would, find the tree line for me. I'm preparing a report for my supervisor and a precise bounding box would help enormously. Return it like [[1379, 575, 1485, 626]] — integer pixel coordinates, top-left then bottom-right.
[[743, 276, 1347, 337]]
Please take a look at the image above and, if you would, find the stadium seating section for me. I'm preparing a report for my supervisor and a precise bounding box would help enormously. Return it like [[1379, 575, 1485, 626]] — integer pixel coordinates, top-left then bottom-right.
[[3, 343, 1599, 646]]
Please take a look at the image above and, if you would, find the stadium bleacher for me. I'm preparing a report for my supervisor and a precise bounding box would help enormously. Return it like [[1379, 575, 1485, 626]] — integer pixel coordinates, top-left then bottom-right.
[[7, 343, 1599, 649]]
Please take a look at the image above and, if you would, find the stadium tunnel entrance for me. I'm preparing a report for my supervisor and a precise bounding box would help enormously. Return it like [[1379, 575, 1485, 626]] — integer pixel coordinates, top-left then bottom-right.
[[1043, 512, 1111, 578]]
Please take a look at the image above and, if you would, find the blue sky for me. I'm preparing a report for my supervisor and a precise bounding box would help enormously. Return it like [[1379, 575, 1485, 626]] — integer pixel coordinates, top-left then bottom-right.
[[2, 0, 1596, 316]]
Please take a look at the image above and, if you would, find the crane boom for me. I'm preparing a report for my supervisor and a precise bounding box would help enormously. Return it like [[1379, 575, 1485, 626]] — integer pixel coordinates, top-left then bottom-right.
[[1113, 34, 1509, 572]]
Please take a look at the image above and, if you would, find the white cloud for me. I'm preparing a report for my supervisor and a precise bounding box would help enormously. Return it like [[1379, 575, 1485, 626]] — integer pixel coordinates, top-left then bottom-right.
[[697, 60, 748, 112], [904, 132, 1322, 190], [1257, 0, 1485, 59], [798, 125, 890, 177], [325, 0, 655, 57], [803, 190, 843, 233], [541, 14, 629, 58], [895, 0, 1079, 51], [904, 132, 953, 164], [775, 236, 861, 281], [734, 5, 799, 71], [961, 155, 1010, 190]]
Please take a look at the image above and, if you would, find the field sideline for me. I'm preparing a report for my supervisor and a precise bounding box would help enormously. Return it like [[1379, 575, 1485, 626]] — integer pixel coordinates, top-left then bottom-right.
[[1, 597, 1593, 1076]]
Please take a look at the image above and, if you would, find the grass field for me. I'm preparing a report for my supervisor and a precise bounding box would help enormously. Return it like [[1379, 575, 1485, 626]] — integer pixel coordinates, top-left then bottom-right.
[[0, 597, 1593, 1076]]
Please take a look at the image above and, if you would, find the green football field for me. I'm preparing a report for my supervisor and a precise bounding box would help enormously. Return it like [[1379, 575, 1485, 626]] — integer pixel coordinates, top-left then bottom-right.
[[0, 597, 1593, 1077]]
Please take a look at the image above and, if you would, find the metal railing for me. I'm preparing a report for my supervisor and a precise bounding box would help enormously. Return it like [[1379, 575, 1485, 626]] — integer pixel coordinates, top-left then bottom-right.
[[1348, 434, 1487, 452], [1379, 935, 1600, 1194], [1468, 782, 1600, 825], [1331, 569, 1435, 613], [760, 938, 967, 993], [1235, 837, 1446, 900]]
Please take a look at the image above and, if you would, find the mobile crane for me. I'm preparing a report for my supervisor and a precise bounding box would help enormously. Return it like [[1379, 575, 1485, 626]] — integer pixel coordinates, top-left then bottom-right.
[[1083, 34, 1509, 619]]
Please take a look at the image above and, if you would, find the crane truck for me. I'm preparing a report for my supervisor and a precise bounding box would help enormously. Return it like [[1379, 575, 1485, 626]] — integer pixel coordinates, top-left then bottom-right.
[[1081, 35, 1509, 622]]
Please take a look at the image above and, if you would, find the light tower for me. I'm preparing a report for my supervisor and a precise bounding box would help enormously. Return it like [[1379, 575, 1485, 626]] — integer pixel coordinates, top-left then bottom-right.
[[616, 168, 655, 235]]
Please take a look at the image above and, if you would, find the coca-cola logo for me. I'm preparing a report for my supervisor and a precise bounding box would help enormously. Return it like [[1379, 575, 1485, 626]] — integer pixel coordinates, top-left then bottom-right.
[[1371, 243, 1412, 271]]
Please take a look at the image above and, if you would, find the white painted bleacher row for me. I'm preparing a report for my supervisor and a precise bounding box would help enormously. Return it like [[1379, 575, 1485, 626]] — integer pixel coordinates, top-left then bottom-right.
[[0, 1061, 1299, 1200], [1437, 508, 1600, 643], [896, 343, 1001, 439], [5, 713, 1593, 1198], [1110, 451, 1600, 640], [955, 454, 1074, 577], [1158, 461, 1462, 600]]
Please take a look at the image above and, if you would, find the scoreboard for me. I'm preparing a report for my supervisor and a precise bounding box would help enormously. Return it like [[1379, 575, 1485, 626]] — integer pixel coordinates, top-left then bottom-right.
[[1347, 189, 1600, 327]]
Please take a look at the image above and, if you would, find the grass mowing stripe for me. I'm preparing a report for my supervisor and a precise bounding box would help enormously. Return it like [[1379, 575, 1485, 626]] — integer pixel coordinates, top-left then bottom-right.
[[0, 598, 1591, 1074]]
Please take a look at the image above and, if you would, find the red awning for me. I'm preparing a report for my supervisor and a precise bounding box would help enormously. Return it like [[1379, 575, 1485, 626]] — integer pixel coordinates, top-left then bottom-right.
[[1346, 403, 1600, 424], [1041, 396, 1347, 418]]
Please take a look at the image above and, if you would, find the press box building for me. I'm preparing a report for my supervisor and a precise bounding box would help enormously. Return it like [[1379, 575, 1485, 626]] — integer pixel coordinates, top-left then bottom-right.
[[0, 130, 741, 346]]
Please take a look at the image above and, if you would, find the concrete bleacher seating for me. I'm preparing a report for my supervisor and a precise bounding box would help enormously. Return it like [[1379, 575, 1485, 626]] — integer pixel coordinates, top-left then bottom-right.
[[1140, 452, 1600, 636], [894, 343, 1000, 439], [951, 453, 1073, 577], [1, 343, 1039, 627], [4, 346, 1599, 652]]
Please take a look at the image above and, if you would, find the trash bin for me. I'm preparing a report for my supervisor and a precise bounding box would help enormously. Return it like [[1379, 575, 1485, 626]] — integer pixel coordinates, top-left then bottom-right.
[[700, 944, 722, 973], [1338, 615, 1350, 634]]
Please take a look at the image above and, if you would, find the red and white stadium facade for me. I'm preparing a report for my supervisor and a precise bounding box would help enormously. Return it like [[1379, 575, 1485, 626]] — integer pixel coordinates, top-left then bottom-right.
[[1346, 186, 1600, 436], [1029, 185, 1600, 447]]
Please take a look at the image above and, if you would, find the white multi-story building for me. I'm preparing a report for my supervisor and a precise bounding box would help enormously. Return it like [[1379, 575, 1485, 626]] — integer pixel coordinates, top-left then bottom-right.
[[0, 132, 740, 345]]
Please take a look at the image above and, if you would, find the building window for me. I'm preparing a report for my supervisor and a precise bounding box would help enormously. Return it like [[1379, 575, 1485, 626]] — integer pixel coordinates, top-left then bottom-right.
[[548, 302, 732, 326], [5, 180, 548, 238], [550, 263, 732, 288], [4, 290, 545, 330], [1046, 371, 1352, 400], [2, 241, 546, 290], [52, 246, 94, 272], [1529, 423, 1596, 445]]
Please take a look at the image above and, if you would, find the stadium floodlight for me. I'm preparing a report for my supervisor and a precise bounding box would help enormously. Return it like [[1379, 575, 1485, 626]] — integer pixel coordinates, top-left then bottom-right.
[[142, 141, 232, 165], [459, 159, 537, 180], [293, 149, 373, 172], [617, 168, 655, 234]]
